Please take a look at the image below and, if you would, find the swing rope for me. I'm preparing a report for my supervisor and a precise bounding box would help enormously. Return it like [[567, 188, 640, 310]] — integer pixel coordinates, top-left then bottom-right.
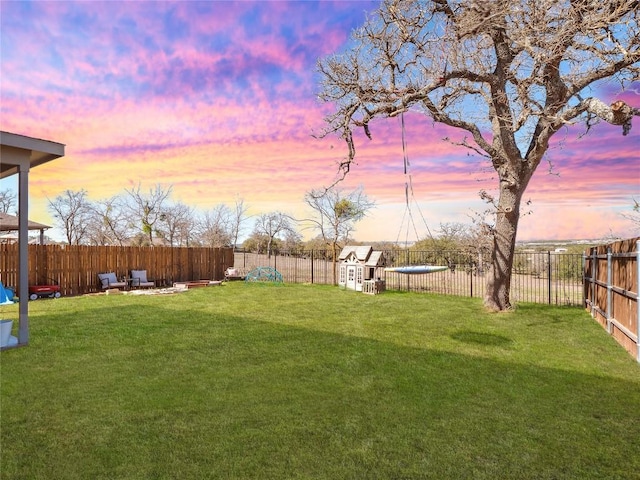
[[396, 112, 437, 249]]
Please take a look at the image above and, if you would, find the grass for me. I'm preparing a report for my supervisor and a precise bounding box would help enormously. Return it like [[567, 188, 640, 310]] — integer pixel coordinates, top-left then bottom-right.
[[1, 283, 639, 479]]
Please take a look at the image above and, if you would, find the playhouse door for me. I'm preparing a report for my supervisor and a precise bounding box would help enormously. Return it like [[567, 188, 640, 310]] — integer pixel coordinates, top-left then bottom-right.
[[346, 266, 357, 290]]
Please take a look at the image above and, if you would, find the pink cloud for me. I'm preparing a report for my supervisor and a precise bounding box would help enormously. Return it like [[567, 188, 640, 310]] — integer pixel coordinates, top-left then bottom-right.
[[2, 1, 638, 243]]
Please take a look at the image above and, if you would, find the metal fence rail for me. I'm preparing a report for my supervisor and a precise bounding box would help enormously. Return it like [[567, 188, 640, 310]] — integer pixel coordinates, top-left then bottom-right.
[[233, 249, 584, 306]]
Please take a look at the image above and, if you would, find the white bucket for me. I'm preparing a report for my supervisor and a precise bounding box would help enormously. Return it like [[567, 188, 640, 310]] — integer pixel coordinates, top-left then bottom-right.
[[0, 319, 13, 347]]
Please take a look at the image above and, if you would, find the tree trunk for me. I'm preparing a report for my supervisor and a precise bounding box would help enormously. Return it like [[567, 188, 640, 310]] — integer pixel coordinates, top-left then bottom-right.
[[331, 243, 339, 286], [484, 179, 524, 311]]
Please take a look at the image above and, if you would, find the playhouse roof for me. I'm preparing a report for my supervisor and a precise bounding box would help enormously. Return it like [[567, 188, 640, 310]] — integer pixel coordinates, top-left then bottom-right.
[[339, 245, 370, 261], [366, 250, 385, 267]]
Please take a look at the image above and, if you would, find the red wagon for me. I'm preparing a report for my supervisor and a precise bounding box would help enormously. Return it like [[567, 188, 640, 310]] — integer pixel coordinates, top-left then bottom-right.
[[29, 284, 61, 301]]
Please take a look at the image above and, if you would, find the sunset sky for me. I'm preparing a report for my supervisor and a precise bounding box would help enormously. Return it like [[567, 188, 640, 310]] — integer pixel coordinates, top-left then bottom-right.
[[1, 0, 638, 243]]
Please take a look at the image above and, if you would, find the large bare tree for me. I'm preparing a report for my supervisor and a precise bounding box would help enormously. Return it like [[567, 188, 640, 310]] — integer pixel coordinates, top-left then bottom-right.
[[86, 195, 132, 246], [0, 188, 16, 214], [160, 202, 196, 247], [252, 211, 297, 258], [318, 0, 639, 310], [124, 183, 173, 246], [48, 189, 92, 245], [198, 204, 234, 247], [230, 197, 249, 250]]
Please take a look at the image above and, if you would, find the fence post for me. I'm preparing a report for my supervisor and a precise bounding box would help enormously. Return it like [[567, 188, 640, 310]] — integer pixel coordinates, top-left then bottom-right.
[[547, 251, 552, 305], [591, 248, 597, 316], [470, 260, 473, 298], [582, 252, 586, 309], [406, 250, 410, 292], [636, 240, 640, 363], [310, 250, 314, 284], [606, 247, 612, 334]]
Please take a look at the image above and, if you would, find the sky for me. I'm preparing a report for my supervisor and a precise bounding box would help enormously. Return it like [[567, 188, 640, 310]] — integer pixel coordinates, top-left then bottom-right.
[[1, 0, 639, 244]]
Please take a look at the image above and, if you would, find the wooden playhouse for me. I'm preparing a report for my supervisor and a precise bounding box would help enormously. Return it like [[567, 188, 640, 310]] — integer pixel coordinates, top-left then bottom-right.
[[338, 245, 386, 294]]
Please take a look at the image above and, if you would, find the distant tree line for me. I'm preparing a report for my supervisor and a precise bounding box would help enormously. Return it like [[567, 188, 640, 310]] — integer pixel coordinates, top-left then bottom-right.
[[43, 183, 249, 248], [39, 183, 384, 255], [7, 185, 618, 262]]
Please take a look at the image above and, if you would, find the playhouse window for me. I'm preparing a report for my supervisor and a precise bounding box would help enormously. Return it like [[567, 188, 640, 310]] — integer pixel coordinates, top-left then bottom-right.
[[356, 267, 363, 284], [339, 266, 346, 284]]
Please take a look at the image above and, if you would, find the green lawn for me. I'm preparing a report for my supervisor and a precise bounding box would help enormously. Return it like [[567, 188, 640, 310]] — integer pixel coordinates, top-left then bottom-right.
[[1, 283, 639, 479]]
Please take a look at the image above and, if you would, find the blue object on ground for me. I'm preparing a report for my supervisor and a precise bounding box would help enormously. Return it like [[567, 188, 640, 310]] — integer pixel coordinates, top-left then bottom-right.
[[0, 281, 14, 305]]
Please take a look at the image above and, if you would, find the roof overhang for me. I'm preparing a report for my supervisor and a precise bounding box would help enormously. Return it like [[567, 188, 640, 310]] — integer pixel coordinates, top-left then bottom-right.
[[1, 131, 65, 348], [0, 212, 50, 232], [1, 131, 65, 178]]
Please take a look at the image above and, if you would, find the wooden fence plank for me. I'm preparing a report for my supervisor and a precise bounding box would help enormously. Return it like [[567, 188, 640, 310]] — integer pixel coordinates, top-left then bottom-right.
[[584, 237, 639, 362]]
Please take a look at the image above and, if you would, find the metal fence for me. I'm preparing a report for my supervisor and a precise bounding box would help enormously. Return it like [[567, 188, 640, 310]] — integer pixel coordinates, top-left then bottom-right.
[[233, 249, 584, 306], [0, 243, 584, 306]]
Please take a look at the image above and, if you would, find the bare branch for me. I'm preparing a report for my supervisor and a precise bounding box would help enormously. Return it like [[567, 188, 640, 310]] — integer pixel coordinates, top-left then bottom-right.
[[561, 97, 640, 135]]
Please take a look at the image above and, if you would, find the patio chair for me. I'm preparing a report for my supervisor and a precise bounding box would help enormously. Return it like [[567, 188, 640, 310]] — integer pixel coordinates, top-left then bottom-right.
[[130, 270, 155, 288], [98, 272, 127, 290]]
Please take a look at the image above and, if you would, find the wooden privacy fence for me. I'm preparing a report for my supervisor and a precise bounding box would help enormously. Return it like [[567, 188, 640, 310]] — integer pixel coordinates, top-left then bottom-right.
[[584, 237, 639, 362], [0, 244, 234, 297]]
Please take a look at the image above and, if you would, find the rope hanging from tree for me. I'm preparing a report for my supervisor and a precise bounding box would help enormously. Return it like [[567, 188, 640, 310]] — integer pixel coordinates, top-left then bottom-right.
[[395, 112, 437, 249], [387, 113, 451, 274]]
